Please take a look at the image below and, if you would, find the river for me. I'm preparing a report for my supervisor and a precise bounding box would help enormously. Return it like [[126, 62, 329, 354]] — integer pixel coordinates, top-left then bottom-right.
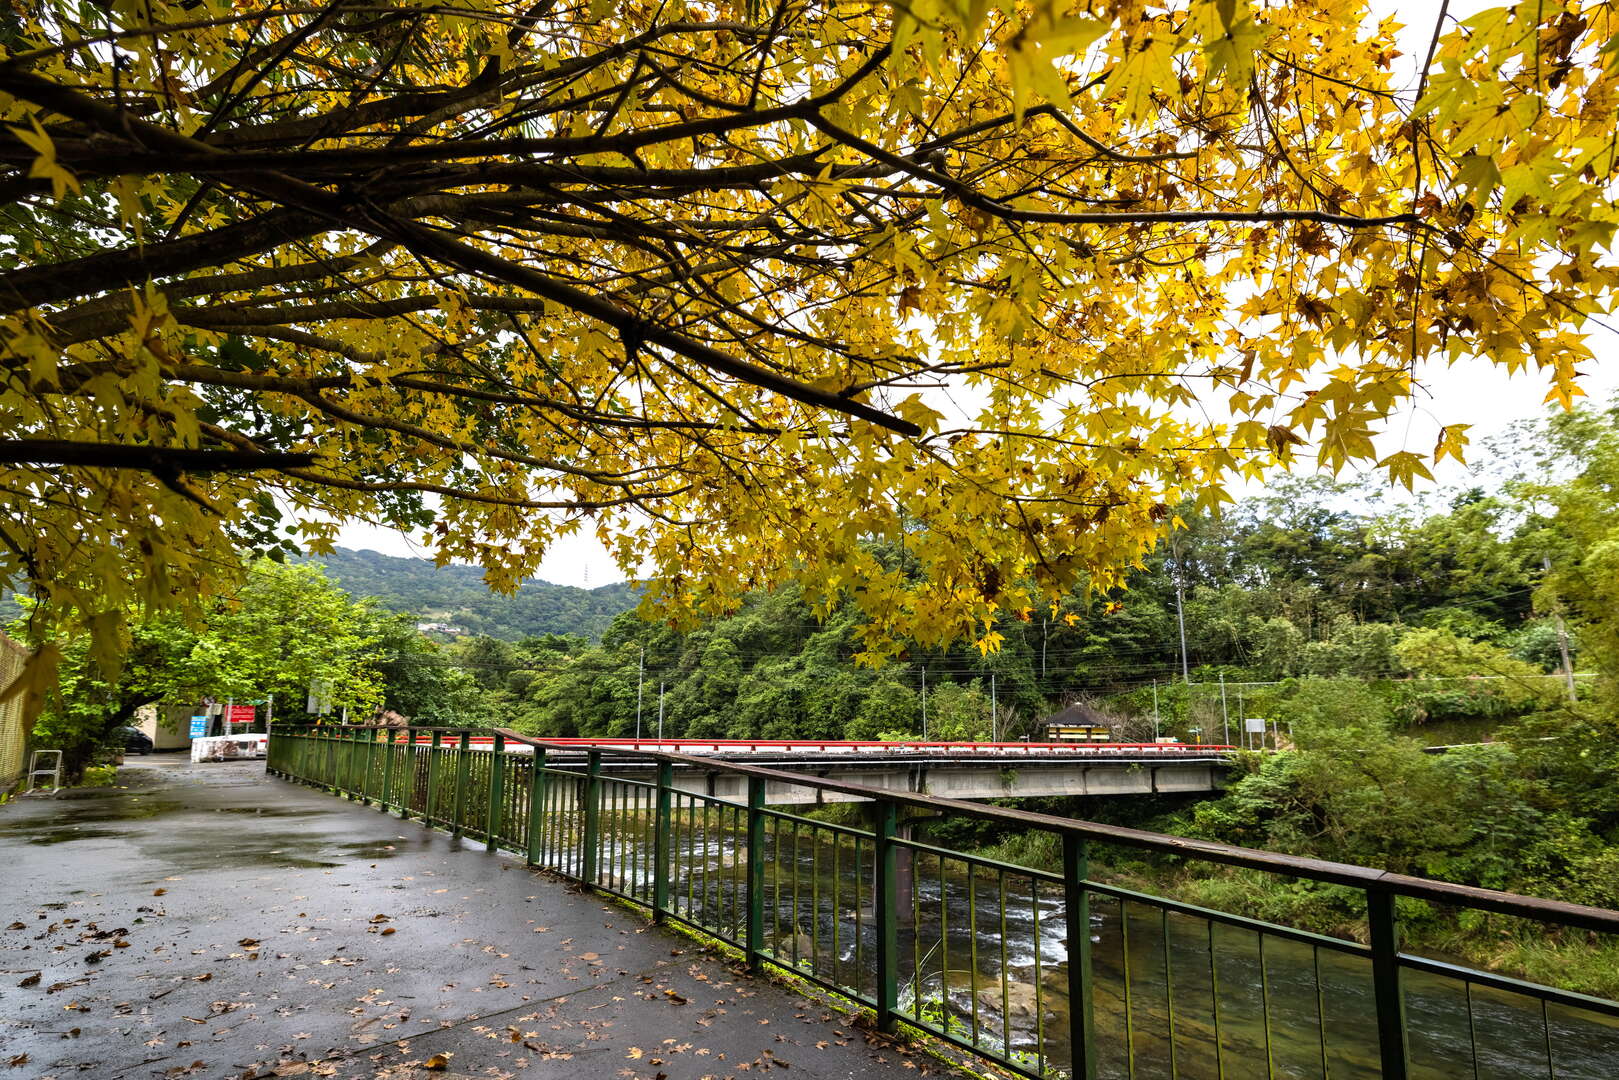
[[621, 812, 1619, 1080]]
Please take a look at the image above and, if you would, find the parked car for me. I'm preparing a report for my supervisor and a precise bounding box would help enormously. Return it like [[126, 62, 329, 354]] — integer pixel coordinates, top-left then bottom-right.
[[110, 726, 153, 755]]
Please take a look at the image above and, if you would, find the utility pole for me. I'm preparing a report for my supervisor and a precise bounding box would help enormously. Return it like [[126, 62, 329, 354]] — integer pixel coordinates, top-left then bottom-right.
[[1151, 681, 1160, 742], [1219, 674, 1229, 747], [921, 668, 928, 738], [657, 681, 665, 742], [1041, 618, 1048, 680], [1175, 579, 1190, 683], [1543, 555, 1578, 703], [1170, 537, 1190, 684], [990, 674, 997, 742], [635, 645, 645, 741]]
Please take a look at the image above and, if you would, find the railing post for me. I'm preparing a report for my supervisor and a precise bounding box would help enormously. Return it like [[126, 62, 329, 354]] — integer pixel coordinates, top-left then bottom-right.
[[581, 750, 602, 886], [1063, 834, 1097, 1080], [399, 730, 415, 820], [337, 727, 350, 793], [337, 727, 349, 793], [380, 728, 396, 811], [1367, 886, 1409, 1080], [325, 724, 337, 791], [526, 748, 548, 866], [745, 775, 766, 969], [653, 761, 673, 922], [346, 727, 359, 794], [426, 730, 443, 824], [874, 800, 899, 1034], [352, 728, 364, 795], [486, 732, 506, 851], [361, 727, 377, 804], [451, 731, 472, 837]]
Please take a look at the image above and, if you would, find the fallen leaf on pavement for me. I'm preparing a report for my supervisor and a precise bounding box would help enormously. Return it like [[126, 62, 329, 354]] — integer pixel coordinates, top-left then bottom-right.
[[17, 974, 39, 988], [423, 1052, 452, 1070]]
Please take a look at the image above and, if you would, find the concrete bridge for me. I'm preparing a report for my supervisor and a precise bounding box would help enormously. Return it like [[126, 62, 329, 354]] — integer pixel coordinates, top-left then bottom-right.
[[423, 737, 1236, 803]]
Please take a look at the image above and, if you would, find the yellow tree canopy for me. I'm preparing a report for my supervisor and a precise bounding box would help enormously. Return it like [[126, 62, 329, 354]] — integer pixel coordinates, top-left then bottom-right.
[[0, 0, 1614, 666]]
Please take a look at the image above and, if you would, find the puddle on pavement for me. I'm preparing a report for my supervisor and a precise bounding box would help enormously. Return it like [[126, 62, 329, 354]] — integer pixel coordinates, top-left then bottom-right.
[[339, 839, 408, 859], [22, 827, 125, 845], [0, 798, 185, 832], [208, 806, 319, 818], [131, 826, 411, 870]]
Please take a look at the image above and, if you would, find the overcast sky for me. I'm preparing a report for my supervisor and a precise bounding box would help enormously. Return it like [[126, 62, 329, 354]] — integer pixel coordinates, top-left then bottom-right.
[[335, 0, 1619, 588]]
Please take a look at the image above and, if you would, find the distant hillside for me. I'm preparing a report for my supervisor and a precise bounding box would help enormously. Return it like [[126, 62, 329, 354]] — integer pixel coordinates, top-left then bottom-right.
[[301, 547, 638, 641]]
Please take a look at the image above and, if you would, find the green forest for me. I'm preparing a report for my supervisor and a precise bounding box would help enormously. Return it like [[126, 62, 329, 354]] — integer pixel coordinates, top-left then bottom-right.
[[22, 401, 1619, 992], [298, 546, 640, 641]]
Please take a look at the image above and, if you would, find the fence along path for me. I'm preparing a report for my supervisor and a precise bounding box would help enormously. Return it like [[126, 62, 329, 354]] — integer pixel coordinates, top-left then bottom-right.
[[267, 723, 1619, 1080]]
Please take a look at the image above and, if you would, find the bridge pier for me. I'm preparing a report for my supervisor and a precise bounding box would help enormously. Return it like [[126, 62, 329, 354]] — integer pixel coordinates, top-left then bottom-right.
[[862, 805, 944, 927]]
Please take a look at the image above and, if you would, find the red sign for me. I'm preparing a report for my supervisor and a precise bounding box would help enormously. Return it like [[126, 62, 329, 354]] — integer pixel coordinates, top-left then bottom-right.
[[226, 705, 256, 724]]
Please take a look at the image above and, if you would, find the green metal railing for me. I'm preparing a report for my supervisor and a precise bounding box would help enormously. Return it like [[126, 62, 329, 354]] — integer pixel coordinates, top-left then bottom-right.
[[268, 724, 1619, 1080]]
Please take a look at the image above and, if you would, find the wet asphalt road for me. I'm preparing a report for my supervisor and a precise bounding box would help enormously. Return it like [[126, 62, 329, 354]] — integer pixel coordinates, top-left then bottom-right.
[[0, 758, 963, 1080]]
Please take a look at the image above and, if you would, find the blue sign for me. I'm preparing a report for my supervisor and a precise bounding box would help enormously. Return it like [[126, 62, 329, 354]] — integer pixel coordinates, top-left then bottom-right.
[[189, 715, 208, 738]]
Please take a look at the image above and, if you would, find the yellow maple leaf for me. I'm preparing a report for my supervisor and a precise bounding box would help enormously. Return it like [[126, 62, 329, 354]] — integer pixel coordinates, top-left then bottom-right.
[[8, 115, 80, 201]]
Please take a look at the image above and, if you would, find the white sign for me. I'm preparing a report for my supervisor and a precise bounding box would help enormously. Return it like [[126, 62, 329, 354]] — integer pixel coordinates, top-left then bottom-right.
[[191, 734, 269, 763], [1244, 718, 1267, 733]]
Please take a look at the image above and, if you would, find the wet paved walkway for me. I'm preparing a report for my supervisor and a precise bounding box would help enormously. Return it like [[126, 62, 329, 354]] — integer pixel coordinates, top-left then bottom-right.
[[1, 758, 965, 1080]]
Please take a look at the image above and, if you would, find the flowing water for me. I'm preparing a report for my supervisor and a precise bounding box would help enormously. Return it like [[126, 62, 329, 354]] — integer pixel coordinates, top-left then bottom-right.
[[605, 808, 1619, 1080]]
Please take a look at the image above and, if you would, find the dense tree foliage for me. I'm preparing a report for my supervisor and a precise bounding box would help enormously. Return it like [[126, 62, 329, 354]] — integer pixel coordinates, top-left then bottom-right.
[[4, 0, 1617, 707], [13, 561, 475, 778], [417, 466, 1559, 745]]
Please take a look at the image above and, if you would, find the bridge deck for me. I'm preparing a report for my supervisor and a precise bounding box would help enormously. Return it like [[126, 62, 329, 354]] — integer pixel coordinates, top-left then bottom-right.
[[404, 736, 1238, 763], [0, 758, 969, 1080]]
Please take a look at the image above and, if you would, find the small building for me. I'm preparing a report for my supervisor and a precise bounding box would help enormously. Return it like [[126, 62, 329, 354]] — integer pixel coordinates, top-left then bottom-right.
[[135, 703, 203, 751], [1041, 701, 1112, 743]]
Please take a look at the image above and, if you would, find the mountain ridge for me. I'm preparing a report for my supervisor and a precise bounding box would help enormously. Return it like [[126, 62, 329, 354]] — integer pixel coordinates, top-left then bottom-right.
[[297, 546, 638, 641]]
